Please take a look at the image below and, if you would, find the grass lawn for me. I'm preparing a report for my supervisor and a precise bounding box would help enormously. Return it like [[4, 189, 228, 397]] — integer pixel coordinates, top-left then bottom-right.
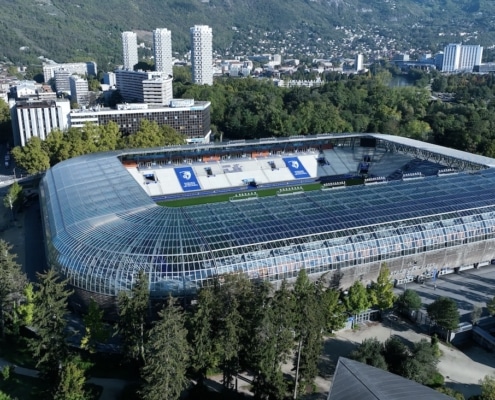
[[159, 182, 329, 207]]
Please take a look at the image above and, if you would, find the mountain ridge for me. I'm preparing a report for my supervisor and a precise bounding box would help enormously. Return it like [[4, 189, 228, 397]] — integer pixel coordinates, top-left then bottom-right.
[[0, 0, 493, 68]]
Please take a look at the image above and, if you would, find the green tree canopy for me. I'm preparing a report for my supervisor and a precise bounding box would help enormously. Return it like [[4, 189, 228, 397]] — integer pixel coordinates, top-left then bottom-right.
[[141, 297, 190, 400], [0, 240, 27, 337], [188, 287, 218, 383], [81, 298, 109, 353], [54, 357, 89, 400], [345, 281, 370, 315], [427, 297, 460, 331], [370, 265, 395, 311], [3, 182, 23, 220], [396, 289, 422, 314], [402, 339, 440, 385], [11, 137, 50, 174], [383, 336, 409, 376], [292, 269, 326, 397], [350, 337, 387, 370], [481, 375, 495, 400], [29, 268, 73, 385], [123, 120, 186, 148], [252, 280, 294, 400], [116, 270, 150, 365]]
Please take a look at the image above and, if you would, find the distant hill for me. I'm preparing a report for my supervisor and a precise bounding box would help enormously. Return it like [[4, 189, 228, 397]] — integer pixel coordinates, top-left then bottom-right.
[[1, 0, 494, 69]]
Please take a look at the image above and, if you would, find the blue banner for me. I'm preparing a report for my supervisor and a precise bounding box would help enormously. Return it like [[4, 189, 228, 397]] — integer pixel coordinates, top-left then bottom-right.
[[174, 167, 201, 191], [283, 157, 310, 178]]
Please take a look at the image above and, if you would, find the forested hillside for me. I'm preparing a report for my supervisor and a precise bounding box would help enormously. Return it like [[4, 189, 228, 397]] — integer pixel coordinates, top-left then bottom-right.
[[1, 0, 494, 68]]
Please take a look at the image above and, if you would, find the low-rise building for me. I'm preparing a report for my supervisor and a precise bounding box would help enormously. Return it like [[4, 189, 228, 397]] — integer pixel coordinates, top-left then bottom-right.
[[69, 100, 211, 142], [10, 99, 71, 146]]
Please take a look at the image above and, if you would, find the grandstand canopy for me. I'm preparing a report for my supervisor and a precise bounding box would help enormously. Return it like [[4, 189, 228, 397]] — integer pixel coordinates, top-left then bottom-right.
[[39, 134, 495, 299]]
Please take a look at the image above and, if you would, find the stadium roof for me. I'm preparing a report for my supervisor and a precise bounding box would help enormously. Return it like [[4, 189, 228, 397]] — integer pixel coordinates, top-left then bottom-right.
[[370, 134, 495, 168], [40, 135, 495, 297], [118, 133, 495, 169], [327, 357, 454, 400]]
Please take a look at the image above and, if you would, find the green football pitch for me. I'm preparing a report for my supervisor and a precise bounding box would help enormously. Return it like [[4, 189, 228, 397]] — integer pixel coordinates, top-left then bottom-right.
[[158, 178, 363, 207]]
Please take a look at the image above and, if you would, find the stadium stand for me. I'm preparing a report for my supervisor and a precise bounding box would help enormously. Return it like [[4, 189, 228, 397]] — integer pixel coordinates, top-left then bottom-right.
[[40, 134, 495, 311]]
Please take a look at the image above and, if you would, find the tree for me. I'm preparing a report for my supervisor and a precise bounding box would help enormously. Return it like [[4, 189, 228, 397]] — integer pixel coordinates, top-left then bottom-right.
[[320, 287, 346, 333], [16, 282, 35, 328], [370, 265, 395, 311], [217, 293, 242, 389], [0, 391, 13, 400], [141, 297, 190, 400], [487, 296, 495, 317], [427, 297, 460, 331], [471, 305, 482, 326], [0, 99, 11, 144], [29, 268, 73, 385], [0, 240, 27, 337], [350, 337, 387, 370], [188, 287, 218, 384], [252, 280, 294, 400], [293, 269, 325, 398], [344, 281, 370, 315], [81, 298, 109, 353], [54, 357, 89, 400], [480, 375, 495, 400], [402, 339, 440, 385], [3, 182, 23, 219], [123, 120, 186, 148], [95, 121, 121, 151], [383, 336, 409, 375], [396, 289, 422, 315], [116, 270, 150, 365], [11, 137, 50, 174]]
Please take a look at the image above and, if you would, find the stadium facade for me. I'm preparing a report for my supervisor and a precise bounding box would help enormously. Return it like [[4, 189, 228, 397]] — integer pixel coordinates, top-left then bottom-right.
[[39, 134, 495, 311]]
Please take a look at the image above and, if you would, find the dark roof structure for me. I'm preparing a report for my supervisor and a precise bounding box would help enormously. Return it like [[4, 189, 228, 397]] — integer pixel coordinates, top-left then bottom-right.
[[328, 357, 454, 400]]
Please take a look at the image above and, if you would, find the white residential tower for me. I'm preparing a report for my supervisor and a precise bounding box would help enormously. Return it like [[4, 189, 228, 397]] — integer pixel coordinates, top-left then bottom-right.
[[190, 25, 213, 85], [153, 28, 173, 77], [122, 31, 139, 70]]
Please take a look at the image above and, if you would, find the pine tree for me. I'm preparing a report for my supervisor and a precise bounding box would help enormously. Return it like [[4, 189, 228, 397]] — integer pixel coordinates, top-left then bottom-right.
[[16, 282, 35, 327], [252, 280, 294, 400], [188, 287, 218, 384], [141, 297, 190, 400], [293, 269, 325, 398], [29, 268, 73, 385], [116, 270, 150, 365], [81, 298, 109, 353], [321, 287, 346, 333], [0, 240, 26, 338], [54, 356, 89, 400], [218, 295, 242, 389]]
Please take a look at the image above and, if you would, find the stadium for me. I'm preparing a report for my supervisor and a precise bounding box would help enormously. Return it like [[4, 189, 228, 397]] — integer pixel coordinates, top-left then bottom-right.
[[39, 133, 495, 311]]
